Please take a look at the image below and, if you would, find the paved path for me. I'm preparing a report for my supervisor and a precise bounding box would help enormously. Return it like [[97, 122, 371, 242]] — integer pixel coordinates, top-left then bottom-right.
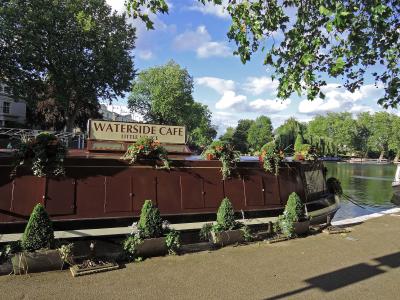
[[1, 214, 400, 299]]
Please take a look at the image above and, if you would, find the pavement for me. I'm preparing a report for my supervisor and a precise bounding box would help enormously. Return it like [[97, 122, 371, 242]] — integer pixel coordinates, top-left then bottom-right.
[[1, 214, 400, 300]]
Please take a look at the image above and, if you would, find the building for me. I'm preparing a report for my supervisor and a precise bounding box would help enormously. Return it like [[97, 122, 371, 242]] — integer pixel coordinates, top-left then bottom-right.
[[0, 84, 26, 127], [99, 104, 142, 122]]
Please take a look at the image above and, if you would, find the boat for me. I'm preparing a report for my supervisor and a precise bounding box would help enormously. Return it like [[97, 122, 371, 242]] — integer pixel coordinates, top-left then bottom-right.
[[0, 120, 340, 233]]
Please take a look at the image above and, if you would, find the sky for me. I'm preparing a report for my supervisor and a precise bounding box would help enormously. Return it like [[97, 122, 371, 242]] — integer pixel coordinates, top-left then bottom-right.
[[105, 0, 397, 136]]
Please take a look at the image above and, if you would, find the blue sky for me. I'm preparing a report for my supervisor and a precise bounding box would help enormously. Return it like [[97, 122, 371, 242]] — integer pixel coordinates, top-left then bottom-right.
[[106, 0, 396, 136]]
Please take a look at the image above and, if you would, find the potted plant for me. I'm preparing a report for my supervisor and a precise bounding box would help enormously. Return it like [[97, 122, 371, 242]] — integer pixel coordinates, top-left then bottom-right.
[[199, 198, 252, 246], [259, 141, 284, 176], [202, 141, 240, 180], [11, 204, 64, 274], [275, 192, 310, 238], [122, 137, 171, 169], [12, 132, 67, 178], [123, 200, 180, 260]]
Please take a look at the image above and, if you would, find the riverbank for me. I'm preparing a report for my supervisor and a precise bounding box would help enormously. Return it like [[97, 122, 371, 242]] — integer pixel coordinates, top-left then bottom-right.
[[1, 213, 400, 299]]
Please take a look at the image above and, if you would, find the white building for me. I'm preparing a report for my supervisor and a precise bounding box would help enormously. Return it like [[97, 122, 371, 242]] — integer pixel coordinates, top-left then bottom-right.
[[99, 104, 142, 122], [0, 84, 26, 127]]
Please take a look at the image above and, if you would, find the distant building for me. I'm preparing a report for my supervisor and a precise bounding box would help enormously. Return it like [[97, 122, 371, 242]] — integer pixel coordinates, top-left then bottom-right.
[[0, 84, 26, 127], [99, 104, 142, 123]]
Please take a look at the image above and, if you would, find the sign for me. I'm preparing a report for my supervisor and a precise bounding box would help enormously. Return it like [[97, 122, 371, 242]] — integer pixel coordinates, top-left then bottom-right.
[[88, 119, 186, 144]]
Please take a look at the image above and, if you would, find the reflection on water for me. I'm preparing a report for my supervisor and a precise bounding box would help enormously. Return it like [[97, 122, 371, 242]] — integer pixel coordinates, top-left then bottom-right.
[[325, 162, 398, 221]]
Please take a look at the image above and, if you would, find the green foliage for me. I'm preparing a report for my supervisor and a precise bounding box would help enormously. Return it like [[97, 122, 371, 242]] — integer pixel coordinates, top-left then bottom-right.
[[128, 61, 216, 149], [247, 116, 273, 150], [126, 0, 400, 108], [0, 241, 21, 264], [276, 193, 305, 238], [275, 118, 306, 154], [21, 204, 54, 251], [202, 141, 240, 180], [58, 243, 74, 266], [165, 229, 180, 255], [232, 119, 255, 153], [137, 200, 163, 239], [199, 223, 214, 241], [0, 0, 135, 130], [122, 137, 170, 169], [216, 198, 237, 231], [123, 235, 143, 259], [294, 134, 304, 153], [261, 141, 283, 176], [12, 133, 67, 178], [241, 225, 253, 242]]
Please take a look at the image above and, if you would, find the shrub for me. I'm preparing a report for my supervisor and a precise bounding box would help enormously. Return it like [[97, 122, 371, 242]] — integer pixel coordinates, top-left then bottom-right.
[[294, 134, 304, 153], [276, 192, 305, 238], [137, 200, 163, 239], [260, 141, 284, 176], [165, 229, 180, 255], [215, 198, 237, 231], [21, 204, 54, 251]]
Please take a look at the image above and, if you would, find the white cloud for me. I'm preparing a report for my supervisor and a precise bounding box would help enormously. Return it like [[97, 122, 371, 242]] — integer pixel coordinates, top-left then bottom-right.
[[298, 83, 383, 115], [215, 91, 247, 109], [187, 1, 229, 19], [137, 50, 153, 60], [195, 77, 235, 94], [249, 99, 291, 112], [173, 25, 231, 58], [243, 76, 279, 96], [106, 0, 126, 13]]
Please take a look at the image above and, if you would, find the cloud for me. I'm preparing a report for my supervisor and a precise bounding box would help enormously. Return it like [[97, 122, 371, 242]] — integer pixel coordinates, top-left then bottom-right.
[[215, 91, 247, 109], [137, 50, 153, 60], [298, 83, 383, 114], [243, 76, 279, 96], [195, 77, 235, 94], [173, 25, 231, 58], [248, 99, 291, 112], [187, 1, 229, 19], [106, 0, 126, 13]]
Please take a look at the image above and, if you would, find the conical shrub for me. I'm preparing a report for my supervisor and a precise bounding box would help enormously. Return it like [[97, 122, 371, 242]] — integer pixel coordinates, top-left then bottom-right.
[[21, 203, 54, 251], [137, 200, 163, 238], [216, 198, 236, 231]]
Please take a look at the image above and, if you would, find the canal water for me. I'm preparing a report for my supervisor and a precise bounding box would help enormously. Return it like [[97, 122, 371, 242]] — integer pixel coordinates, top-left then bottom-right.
[[325, 162, 398, 221]]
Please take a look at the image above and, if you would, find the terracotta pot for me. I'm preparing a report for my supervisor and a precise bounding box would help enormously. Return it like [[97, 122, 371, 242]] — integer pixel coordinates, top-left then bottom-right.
[[206, 153, 215, 160], [294, 154, 305, 161]]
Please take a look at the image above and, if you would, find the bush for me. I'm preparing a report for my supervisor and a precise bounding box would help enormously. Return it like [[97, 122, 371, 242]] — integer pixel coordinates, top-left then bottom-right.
[[216, 198, 237, 231], [276, 192, 305, 238], [137, 200, 163, 239], [21, 204, 54, 251]]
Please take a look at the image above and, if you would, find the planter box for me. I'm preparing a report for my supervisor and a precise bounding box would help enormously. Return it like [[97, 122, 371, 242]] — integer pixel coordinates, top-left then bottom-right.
[[70, 262, 119, 277], [11, 249, 63, 275], [294, 220, 310, 236], [0, 261, 13, 276], [135, 237, 168, 258], [211, 229, 244, 246]]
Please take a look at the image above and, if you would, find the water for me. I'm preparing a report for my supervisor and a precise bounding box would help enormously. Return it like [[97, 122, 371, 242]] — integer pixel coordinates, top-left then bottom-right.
[[325, 162, 398, 221]]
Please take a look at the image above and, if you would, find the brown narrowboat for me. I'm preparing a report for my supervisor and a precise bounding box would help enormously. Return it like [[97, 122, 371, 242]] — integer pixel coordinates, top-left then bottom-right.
[[0, 150, 339, 233]]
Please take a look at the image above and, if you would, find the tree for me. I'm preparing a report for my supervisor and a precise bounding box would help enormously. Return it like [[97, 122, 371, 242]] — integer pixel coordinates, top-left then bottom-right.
[[232, 119, 255, 153], [219, 127, 235, 143], [354, 112, 372, 157], [128, 61, 216, 149], [275, 118, 305, 153], [0, 0, 135, 131], [126, 0, 400, 108], [294, 134, 304, 153], [389, 116, 400, 162], [368, 112, 392, 160], [247, 116, 273, 151]]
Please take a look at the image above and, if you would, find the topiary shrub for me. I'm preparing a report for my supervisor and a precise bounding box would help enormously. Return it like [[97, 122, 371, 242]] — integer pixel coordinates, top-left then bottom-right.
[[276, 192, 305, 238], [137, 200, 163, 239], [21, 204, 54, 251], [215, 197, 237, 231]]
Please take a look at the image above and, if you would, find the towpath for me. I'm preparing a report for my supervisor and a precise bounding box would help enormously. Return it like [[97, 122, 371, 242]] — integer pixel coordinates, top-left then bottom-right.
[[1, 214, 400, 299]]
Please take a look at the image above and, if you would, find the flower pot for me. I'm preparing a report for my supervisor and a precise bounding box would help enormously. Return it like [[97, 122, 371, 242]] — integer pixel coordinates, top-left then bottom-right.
[[11, 249, 63, 275], [135, 237, 168, 258], [0, 261, 13, 276], [211, 229, 244, 246], [294, 154, 305, 161], [294, 219, 310, 236]]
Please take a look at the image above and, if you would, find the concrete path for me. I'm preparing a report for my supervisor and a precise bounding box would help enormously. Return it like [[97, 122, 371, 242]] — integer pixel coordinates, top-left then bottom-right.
[[1, 214, 400, 299]]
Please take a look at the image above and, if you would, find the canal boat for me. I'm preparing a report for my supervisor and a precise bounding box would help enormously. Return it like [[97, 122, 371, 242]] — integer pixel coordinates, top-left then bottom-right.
[[0, 120, 340, 232]]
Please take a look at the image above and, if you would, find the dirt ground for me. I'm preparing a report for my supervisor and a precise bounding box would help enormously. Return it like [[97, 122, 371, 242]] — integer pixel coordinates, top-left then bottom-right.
[[1, 214, 400, 300]]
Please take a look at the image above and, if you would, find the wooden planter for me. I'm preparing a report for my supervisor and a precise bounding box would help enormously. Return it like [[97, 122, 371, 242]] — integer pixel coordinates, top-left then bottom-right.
[[11, 249, 63, 275], [0, 261, 13, 276], [294, 219, 310, 236], [211, 229, 244, 246], [135, 237, 168, 258], [70, 262, 119, 277]]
